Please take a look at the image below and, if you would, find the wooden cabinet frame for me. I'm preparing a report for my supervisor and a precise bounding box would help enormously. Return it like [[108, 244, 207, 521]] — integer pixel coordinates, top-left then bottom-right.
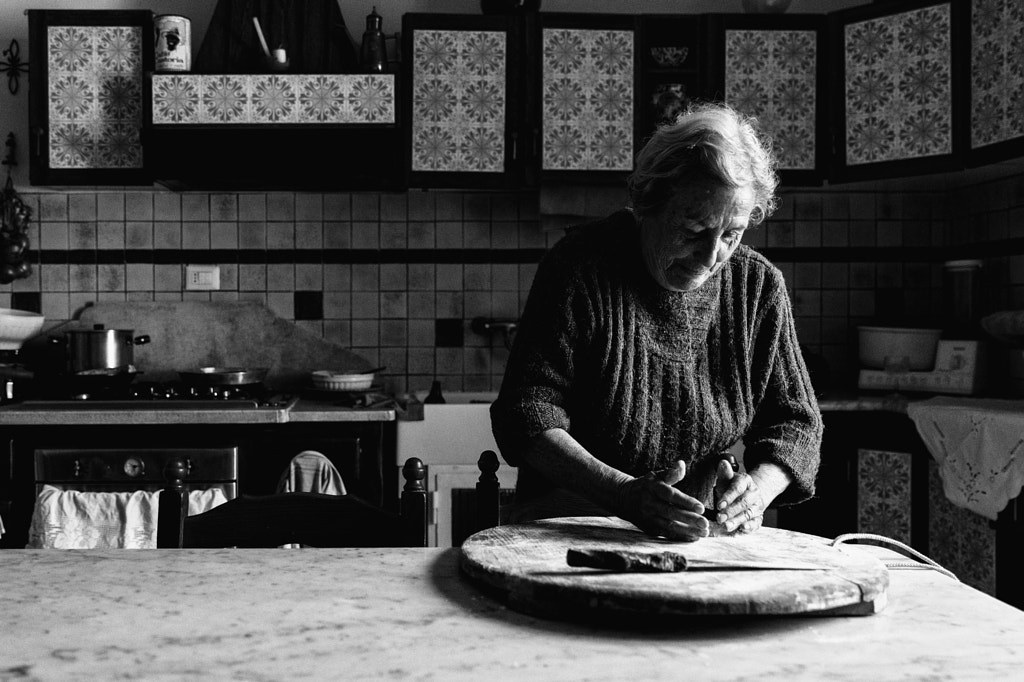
[[27, 10, 154, 186]]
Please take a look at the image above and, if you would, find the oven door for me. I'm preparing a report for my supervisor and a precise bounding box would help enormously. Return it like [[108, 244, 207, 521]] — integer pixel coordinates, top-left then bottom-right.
[[427, 464, 516, 548], [29, 447, 237, 549]]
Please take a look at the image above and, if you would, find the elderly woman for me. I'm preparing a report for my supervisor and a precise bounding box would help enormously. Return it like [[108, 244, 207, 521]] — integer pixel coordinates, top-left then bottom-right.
[[490, 102, 822, 541]]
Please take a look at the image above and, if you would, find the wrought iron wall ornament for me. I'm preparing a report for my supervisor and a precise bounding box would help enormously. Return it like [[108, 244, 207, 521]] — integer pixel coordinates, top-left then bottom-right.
[[1, 39, 29, 95]]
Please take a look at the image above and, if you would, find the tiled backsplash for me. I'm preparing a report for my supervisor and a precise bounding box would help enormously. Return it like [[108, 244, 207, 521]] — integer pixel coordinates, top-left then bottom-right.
[[5, 171, 1023, 396]]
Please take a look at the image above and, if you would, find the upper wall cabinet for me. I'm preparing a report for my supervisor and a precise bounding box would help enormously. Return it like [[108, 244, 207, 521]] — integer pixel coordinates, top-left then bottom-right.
[[534, 13, 640, 184], [148, 73, 402, 191], [402, 13, 522, 189], [829, 0, 967, 183], [968, 0, 1024, 166], [705, 14, 827, 186], [27, 10, 154, 186]]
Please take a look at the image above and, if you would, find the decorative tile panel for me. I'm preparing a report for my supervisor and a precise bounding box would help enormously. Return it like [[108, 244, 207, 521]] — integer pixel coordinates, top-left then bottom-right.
[[151, 75, 396, 125], [410, 30, 507, 173], [542, 28, 634, 172], [857, 448, 912, 544], [928, 461, 997, 596], [47, 25, 144, 169], [725, 29, 816, 171], [844, 4, 952, 165], [970, 0, 1024, 149]]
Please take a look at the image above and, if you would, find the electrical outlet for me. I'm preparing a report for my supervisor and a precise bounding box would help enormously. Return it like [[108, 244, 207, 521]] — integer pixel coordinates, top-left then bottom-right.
[[185, 264, 220, 290]]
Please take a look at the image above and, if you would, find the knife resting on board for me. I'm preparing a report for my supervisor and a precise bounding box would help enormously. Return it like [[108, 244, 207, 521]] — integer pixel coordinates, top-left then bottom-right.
[[566, 548, 829, 573]]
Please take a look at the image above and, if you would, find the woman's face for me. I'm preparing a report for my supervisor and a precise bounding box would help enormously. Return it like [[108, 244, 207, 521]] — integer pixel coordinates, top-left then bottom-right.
[[639, 182, 755, 292]]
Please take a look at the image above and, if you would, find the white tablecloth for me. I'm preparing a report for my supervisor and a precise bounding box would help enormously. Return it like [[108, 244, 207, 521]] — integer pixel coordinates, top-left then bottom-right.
[[907, 397, 1024, 520]]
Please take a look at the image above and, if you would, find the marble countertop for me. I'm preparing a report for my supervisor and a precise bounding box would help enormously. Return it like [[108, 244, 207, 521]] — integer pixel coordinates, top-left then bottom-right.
[[4, 541, 1023, 680], [0, 397, 395, 426]]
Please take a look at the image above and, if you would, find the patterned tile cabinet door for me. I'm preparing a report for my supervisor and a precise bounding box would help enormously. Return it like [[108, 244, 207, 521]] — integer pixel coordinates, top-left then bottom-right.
[[542, 27, 634, 172], [409, 29, 507, 173], [28, 11, 153, 185], [725, 28, 818, 174], [151, 75, 396, 125], [928, 460, 997, 596], [970, 0, 1024, 162], [842, 3, 954, 169], [857, 448, 913, 545]]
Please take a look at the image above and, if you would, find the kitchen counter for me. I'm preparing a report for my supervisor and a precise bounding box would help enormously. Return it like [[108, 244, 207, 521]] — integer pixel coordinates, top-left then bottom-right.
[[3, 537, 1023, 681], [0, 396, 395, 426]]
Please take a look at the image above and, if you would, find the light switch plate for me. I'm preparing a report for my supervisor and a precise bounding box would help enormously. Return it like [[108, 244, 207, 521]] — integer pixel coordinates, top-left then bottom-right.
[[185, 264, 220, 290]]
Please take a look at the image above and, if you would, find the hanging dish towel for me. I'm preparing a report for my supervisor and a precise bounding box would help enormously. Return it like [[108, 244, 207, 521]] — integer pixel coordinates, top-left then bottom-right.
[[907, 397, 1024, 520], [277, 450, 347, 495], [27, 485, 228, 549]]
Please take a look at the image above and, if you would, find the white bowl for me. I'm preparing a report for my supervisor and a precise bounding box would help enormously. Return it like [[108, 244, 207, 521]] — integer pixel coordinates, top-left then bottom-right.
[[0, 308, 45, 350], [858, 326, 942, 371], [311, 370, 375, 391]]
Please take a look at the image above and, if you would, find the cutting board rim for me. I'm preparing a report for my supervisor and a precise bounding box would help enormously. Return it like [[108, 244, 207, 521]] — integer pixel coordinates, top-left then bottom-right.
[[459, 516, 889, 620]]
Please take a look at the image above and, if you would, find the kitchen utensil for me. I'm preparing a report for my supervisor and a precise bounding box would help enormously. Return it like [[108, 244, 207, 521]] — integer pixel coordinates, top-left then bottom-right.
[[311, 368, 380, 391], [178, 367, 268, 386], [460, 516, 889, 617], [0, 308, 44, 350], [858, 326, 942, 370], [566, 547, 828, 572], [51, 325, 150, 374]]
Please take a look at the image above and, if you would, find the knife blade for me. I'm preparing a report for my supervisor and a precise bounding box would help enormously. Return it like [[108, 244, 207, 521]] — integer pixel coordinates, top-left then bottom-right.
[[566, 548, 828, 573]]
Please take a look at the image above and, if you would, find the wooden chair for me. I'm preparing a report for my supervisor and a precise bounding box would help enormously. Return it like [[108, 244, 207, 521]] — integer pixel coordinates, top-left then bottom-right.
[[157, 451, 506, 549], [156, 457, 429, 548]]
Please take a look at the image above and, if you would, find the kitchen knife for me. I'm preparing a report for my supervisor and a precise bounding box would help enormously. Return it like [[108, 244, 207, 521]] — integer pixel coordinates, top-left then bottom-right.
[[566, 548, 829, 573]]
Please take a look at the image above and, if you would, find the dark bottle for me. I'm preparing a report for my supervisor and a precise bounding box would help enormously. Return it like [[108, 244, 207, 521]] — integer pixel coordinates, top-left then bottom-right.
[[360, 6, 386, 73], [424, 380, 446, 404]]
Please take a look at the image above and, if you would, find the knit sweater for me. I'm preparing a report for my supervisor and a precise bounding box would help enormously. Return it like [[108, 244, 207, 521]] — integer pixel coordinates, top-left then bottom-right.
[[490, 209, 823, 510]]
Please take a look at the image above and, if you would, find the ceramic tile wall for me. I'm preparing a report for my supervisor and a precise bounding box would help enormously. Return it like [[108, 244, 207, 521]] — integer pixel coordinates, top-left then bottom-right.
[[3, 172, 1021, 396]]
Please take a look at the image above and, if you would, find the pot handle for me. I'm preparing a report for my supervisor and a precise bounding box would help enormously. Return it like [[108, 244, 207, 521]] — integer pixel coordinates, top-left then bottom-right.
[[134, 335, 151, 346]]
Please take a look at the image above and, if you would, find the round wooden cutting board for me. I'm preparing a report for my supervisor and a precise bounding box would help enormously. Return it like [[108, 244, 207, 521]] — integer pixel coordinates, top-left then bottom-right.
[[459, 516, 889, 619]]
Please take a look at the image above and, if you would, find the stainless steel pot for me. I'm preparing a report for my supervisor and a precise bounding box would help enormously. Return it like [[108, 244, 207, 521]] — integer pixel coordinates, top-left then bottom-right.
[[51, 325, 151, 374]]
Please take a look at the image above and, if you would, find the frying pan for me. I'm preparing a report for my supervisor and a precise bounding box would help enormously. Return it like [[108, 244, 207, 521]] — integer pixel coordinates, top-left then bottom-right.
[[178, 367, 269, 386]]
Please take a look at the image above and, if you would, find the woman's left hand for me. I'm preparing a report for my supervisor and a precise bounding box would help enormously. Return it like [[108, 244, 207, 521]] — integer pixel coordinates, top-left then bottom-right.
[[713, 461, 792, 534]]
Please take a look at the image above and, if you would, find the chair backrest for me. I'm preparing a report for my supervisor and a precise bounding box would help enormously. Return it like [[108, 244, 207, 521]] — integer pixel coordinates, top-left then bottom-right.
[[157, 457, 428, 548]]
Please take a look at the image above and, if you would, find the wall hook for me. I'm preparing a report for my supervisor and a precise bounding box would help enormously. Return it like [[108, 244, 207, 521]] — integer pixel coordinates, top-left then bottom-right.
[[0, 39, 29, 95]]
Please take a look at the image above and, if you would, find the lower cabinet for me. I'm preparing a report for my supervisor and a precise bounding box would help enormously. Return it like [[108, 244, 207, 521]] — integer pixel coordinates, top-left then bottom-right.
[[775, 409, 1022, 609]]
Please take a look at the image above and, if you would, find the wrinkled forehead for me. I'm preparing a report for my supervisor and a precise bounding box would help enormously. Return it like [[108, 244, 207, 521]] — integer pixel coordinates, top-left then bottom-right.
[[671, 181, 755, 223]]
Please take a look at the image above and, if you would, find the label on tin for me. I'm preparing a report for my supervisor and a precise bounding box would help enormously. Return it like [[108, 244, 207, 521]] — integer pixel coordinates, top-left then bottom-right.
[[155, 15, 191, 72]]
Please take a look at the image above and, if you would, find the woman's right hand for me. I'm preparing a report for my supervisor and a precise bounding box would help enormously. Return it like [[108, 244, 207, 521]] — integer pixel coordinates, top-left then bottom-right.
[[616, 461, 709, 541]]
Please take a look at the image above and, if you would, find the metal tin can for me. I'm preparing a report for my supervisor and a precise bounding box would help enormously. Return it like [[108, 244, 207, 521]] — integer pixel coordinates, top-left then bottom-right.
[[155, 15, 191, 72]]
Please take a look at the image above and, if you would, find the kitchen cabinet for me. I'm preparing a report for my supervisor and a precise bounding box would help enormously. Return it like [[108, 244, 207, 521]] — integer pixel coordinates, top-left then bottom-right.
[[967, 0, 1024, 166], [775, 411, 930, 551], [777, 408, 1023, 609], [402, 12, 640, 189], [148, 72, 403, 190], [0, 419, 394, 549], [27, 10, 154, 186], [638, 15, 708, 141], [534, 13, 640, 184], [828, 0, 967, 183], [704, 14, 827, 187], [401, 13, 524, 189]]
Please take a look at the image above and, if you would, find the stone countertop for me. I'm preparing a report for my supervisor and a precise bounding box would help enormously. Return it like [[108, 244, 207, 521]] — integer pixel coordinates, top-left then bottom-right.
[[0, 397, 395, 426], [817, 391, 915, 414], [3, 540, 1023, 681]]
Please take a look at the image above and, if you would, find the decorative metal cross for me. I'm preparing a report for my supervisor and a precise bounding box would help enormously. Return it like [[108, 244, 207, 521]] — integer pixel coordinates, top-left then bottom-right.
[[1, 39, 29, 95]]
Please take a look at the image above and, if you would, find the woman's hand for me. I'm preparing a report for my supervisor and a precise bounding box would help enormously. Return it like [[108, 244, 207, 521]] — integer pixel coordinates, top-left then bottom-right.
[[713, 461, 792, 534], [616, 461, 709, 541]]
